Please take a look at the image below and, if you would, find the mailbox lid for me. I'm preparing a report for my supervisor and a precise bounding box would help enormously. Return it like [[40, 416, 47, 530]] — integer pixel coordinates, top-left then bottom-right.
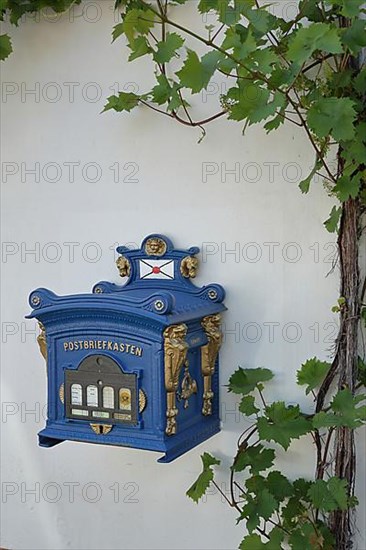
[[26, 286, 226, 327], [27, 234, 226, 326]]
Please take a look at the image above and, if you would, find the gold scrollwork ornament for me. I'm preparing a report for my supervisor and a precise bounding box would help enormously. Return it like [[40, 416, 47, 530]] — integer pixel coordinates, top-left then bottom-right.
[[59, 383, 65, 404], [164, 324, 188, 435], [90, 424, 113, 435], [139, 389, 147, 413], [201, 314, 222, 416]]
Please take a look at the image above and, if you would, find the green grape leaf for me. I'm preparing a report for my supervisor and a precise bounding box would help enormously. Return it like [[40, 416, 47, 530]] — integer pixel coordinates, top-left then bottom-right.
[[298, 0, 323, 22], [287, 23, 343, 65], [186, 453, 220, 503], [341, 19, 366, 55], [153, 32, 184, 64], [249, 48, 278, 75], [0, 34, 12, 61], [239, 395, 259, 416], [241, 489, 279, 532], [112, 23, 125, 42], [267, 471, 294, 501], [103, 92, 140, 113], [331, 388, 366, 426], [328, 0, 365, 17], [307, 97, 357, 141], [228, 367, 274, 395], [293, 477, 313, 500], [357, 356, 366, 387], [282, 497, 306, 528], [176, 50, 222, 93], [233, 444, 275, 474], [245, 474, 267, 494], [167, 82, 187, 111], [299, 158, 321, 193], [297, 357, 331, 394], [221, 26, 257, 58], [293, 478, 313, 499], [334, 174, 362, 202], [128, 36, 152, 61], [341, 125, 366, 165], [257, 402, 311, 450], [197, 0, 218, 13], [242, 6, 274, 35], [324, 206, 342, 233], [328, 68, 353, 92], [264, 111, 285, 133], [265, 527, 285, 549], [354, 68, 366, 94], [198, 0, 246, 24], [239, 534, 265, 550], [119, 8, 156, 44], [313, 388, 366, 429], [308, 477, 348, 512], [151, 74, 172, 105], [228, 85, 286, 125], [312, 411, 339, 428], [289, 523, 324, 550], [240, 527, 284, 549]]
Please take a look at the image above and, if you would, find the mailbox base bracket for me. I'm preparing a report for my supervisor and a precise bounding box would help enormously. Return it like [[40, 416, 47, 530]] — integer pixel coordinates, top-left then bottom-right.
[[158, 420, 220, 463], [39, 433, 65, 448], [38, 418, 220, 462]]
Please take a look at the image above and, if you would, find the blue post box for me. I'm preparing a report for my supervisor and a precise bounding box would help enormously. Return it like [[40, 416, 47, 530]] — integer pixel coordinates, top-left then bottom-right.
[[27, 234, 226, 462]]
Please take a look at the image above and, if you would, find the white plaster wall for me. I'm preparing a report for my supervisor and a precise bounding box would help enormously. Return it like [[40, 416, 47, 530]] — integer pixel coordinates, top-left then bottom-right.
[[1, 3, 365, 549]]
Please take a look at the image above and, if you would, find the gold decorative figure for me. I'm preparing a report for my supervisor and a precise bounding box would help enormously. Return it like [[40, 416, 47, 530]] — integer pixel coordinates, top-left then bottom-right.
[[164, 324, 188, 435], [180, 256, 199, 278], [116, 255, 131, 277], [145, 238, 167, 256], [178, 360, 197, 409], [201, 314, 222, 416], [37, 322, 47, 361]]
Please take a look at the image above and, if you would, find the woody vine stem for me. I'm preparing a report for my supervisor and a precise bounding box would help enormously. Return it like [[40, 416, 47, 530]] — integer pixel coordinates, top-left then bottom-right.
[[1, 0, 366, 548]]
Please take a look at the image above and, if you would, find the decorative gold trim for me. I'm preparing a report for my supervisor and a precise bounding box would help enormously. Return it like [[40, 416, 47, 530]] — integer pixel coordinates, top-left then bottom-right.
[[145, 237, 167, 256], [119, 388, 132, 410], [164, 324, 188, 435], [37, 322, 47, 361], [139, 389, 147, 413], [90, 424, 113, 435], [180, 256, 199, 278], [178, 360, 197, 409], [201, 314, 222, 416], [116, 255, 131, 277], [59, 383, 65, 404]]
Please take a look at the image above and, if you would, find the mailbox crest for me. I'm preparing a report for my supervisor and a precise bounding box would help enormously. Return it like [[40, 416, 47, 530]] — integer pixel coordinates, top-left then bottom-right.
[[27, 234, 226, 462]]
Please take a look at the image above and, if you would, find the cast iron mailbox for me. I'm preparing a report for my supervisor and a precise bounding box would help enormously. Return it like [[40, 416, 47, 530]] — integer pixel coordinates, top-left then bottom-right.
[[27, 234, 226, 462]]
